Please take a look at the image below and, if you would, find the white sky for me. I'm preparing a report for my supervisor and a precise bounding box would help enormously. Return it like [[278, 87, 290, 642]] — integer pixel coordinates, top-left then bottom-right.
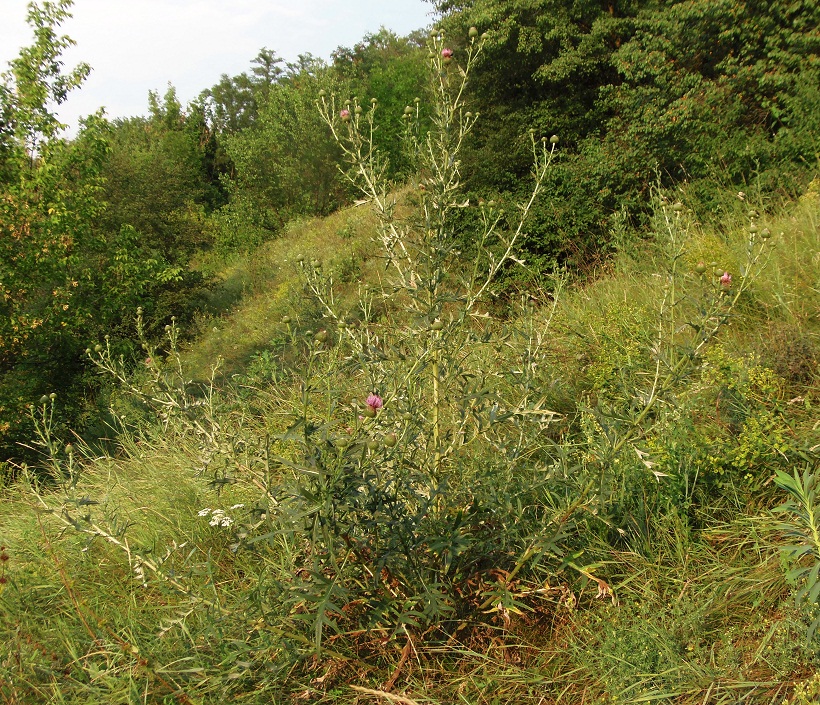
[[0, 0, 434, 133]]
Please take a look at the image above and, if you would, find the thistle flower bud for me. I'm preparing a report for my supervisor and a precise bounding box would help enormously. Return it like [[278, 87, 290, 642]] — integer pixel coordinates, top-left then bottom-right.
[[384, 433, 398, 448], [550, 134, 559, 144], [404, 105, 413, 115], [94, 344, 102, 352], [672, 202, 683, 212], [695, 261, 707, 274], [49, 393, 56, 401], [469, 26, 479, 38], [318, 89, 326, 97], [40, 395, 49, 405]]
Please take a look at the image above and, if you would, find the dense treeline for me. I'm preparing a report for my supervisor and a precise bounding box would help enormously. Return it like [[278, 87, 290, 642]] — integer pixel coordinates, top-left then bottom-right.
[[432, 0, 820, 276], [1, 0, 818, 465]]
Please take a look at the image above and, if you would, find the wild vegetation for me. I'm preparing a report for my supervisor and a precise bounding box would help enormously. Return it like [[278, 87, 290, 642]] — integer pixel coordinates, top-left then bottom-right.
[[1, 1, 818, 703]]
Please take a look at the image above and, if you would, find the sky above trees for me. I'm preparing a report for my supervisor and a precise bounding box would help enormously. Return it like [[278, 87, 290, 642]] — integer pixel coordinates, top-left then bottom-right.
[[0, 0, 433, 134]]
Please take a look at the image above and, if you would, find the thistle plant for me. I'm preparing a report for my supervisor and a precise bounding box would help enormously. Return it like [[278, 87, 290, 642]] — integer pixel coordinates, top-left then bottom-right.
[[86, 309, 223, 448], [316, 29, 558, 474], [585, 194, 775, 504], [20, 392, 76, 482], [244, 28, 570, 648]]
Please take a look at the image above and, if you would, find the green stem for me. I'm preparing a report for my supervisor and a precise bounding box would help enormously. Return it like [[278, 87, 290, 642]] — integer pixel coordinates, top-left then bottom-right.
[[432, 344, 440, 475]]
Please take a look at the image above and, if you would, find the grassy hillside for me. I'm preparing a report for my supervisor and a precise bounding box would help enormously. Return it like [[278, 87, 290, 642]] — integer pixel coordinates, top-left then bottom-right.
[[1, 178, 818, 703]]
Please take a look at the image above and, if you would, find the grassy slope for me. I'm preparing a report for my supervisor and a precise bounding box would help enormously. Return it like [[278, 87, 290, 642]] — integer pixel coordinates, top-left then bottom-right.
[[0, 188, 818, 704]]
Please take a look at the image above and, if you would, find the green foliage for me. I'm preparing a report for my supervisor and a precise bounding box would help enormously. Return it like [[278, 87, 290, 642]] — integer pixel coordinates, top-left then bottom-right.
[[434, 0, 820, 273], [0, 0, 90, 157], [332, 28, 429, 177], [211, 59, 345, 252], [776, 466, 820, 642], [0, 3, 204, 463], [101, 87, 221, 263]]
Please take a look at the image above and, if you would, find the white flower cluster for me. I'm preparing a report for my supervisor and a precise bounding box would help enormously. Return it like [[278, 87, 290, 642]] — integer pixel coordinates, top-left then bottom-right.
[[198, 505, 243, 528]]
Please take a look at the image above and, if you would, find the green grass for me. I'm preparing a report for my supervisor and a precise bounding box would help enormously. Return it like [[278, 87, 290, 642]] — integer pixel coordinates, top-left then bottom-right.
[[1, 186, 818, 704]]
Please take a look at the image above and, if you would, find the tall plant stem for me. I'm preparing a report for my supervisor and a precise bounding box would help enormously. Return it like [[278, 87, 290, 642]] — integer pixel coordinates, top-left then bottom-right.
[[432, 344, 441, 475]]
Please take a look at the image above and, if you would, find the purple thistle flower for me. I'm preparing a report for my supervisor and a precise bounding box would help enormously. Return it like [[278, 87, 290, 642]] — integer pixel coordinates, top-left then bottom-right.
[[366, 393, 383, 411], [340, 108, 351, 121], [720, 271, 732, 287], [441, 48, 453, 59]]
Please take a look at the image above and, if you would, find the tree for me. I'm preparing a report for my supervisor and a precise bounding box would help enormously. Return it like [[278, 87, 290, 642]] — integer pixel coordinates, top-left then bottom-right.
[[0, 1, 179, 464], [211, 56, 346, 251], [200, 72, 258, 133], [101, 86, 220, 264]]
